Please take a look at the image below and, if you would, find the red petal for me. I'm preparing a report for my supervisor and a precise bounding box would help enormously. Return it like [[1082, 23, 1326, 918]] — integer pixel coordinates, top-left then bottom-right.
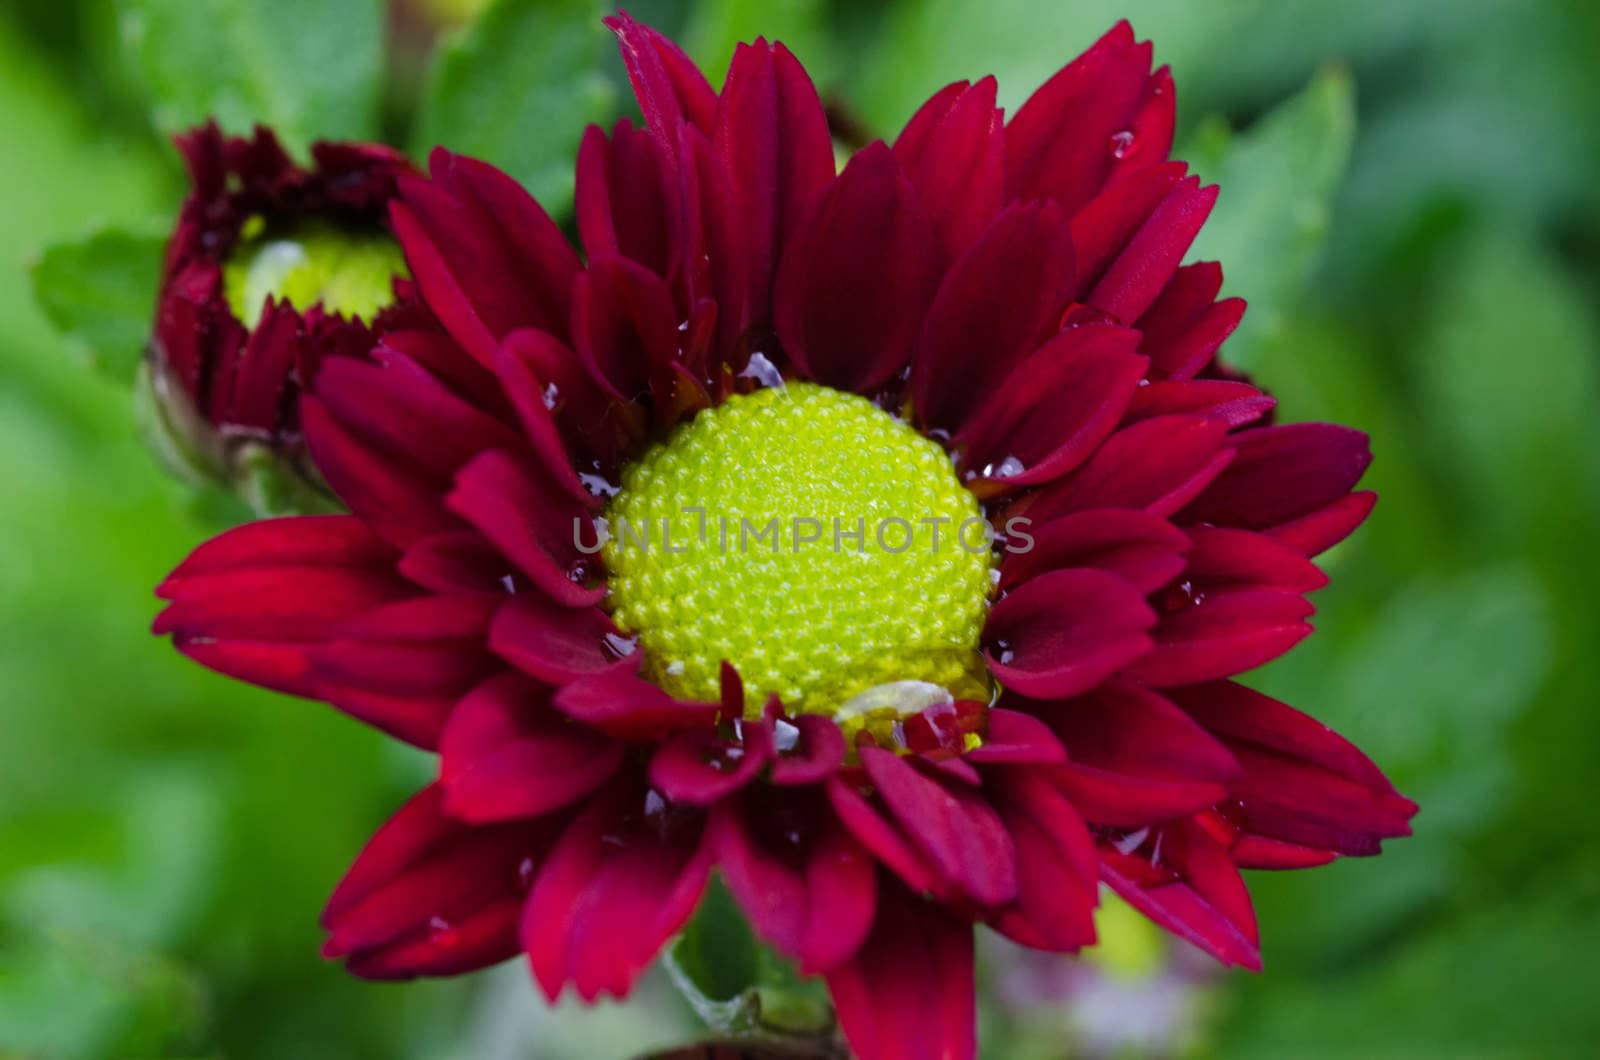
[[1171, 681, 1416, 855], [1126, 378, 1273, 427], [957, 324, 1148, 490], [571, 255, 679, 402], [1088, 179, 1217, 324], [912, 201, 1075, 431], [322, 785, 549, 979], [984, 568, 1155, 699], [770, 714, 848, 784], [712, 798, 876, 973], [895, 77, 1005, 262], [987, 767, 1098, 951], [775, 143, 940, 392], [1129, 588, 1314, 686], [1022, 414, 1232, 522], [1184, 526, 1329, 592], [440, 673, 625, 823], [962, 708, 1065, 766], [998, 508, 1190, 594], [860, 748, 1016, 907], [826, 889, 976, 1060], [1040, 682, 1236, 827], [1006, 21, 1154, 215], [1181, 423, 1372, 530], [551, 656, 720, 740], [1268, 489, 1378, 557], [575, 119, 670, 274], [489, 592, 626, 685], [715, 39, 834, 326], [649, 717, 776, 805], [446, 451, 604, 608], [826, 778, 942, 896], [522, 783, 711, 1001]]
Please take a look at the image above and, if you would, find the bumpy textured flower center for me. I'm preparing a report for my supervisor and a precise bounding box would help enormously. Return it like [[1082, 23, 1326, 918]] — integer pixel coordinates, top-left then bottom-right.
[[223, 220, 409, 324], [604, 384, 995, 722]]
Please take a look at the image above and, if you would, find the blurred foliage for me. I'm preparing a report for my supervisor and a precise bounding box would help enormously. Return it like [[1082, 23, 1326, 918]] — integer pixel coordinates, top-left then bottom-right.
[[5, 0, 1600, 1056]]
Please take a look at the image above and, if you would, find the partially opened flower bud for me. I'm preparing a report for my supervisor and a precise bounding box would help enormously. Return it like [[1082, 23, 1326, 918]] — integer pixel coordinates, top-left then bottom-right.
[[144, 121, 420, 512]]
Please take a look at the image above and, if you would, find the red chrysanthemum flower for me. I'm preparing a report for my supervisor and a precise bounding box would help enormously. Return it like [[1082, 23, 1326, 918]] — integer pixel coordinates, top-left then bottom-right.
[[148, 121, 422, 495], [154, 17, 1415, 1060]]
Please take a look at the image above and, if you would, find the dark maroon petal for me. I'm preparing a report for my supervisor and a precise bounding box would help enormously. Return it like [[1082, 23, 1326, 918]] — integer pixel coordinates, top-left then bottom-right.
[[1108, 64, 1176, 183], [322, 785, 550, 979], [1170, 681, 1417, 856], [1088, 178, 1217, 324], [571, 255, 679, 402], [492, 332, 595, 507], [1022, 414, 1233, 523], [154, 517, 412, 698], [826, 778, 941, 896], [522, 784, 711, 1001], [439, 672, 624, 823], [1006, 21, 1155, 215], [1181, 423, 1373, 530], [446, 450, 603, 608], [302, 395, 460, 548], [715, 38, 834, 326], [1126, 378, 1274, 427], [912, 201, 1075, 432], [375, 329, 510, 416], [987, 767, 1098, 951], [712, 801, 876, 973], [1184, 526, 1329, 593], [1229, 834, 1338, 871], [985, 568, 1155, 699], [224, 298, 301, 430], [1130, 587, 1314, 686], [894, 77, 1005, 263], [1268, 490, 1378, 557], [308, 594, 499, 748], [398, 531, 517, 594], [607, 13, 717, 149], [1070, 161, 1189, 296], [963, 709, 1065, 765], [774, 143, 940, 393], [498, 325, 644, 469], [825, 888, 976, 1060], [158, 515, 392, 587], [576, 119, 671, 274], [393, 152, 579, 364], [770, 714, 848, 784], [1038, 682, 1236, 827], [1100, 818, 1260, 969], [489, 592, 626, 684], [316, 354, 524, 487], [859, 748, 1016, 907], [957, 324, 1148, 490], [1136, 261, 1247, 380], [649, 717, 776, 805], [998, 508, 1189, 594], [552, 655, 719, 740]]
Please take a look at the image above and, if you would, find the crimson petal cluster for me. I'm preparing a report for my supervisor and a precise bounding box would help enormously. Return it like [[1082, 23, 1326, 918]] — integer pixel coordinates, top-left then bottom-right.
[[153, 122, 422, 451], [154, 17, 1413, 1060]]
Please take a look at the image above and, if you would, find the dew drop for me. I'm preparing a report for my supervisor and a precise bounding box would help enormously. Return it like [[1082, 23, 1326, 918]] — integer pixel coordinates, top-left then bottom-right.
[[738, 351, 786, 390], [517, 856, 537, 889], [1108, 129, 1138, 160], [428, 916, 460, 948]]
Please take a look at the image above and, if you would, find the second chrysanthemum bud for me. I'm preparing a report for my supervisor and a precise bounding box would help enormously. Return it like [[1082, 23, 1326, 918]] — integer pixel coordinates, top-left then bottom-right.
[[142, 122, 417, 514]]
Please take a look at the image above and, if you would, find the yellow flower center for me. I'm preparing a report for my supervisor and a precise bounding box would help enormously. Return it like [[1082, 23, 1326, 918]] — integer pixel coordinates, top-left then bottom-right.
[[603, 383, 995, 725]]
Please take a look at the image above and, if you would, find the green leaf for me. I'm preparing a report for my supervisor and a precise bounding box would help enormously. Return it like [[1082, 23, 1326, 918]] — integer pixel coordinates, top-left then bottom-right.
[[669, 877, 761, 1007], [29, 224, 166, 383], [1185, 66, 1355, 370], [117, 0, 385, 153], [412, 0, 617, 214]]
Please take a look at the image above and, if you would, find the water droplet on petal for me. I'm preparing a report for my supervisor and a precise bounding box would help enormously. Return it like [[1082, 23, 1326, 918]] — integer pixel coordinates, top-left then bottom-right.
[[1109, 129, 1138, 160], [428, 916, 460, 948], [517, 856, 537, 889]]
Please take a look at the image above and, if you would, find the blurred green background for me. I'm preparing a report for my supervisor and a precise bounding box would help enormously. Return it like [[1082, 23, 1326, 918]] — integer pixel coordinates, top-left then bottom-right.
[[3, 0, 1599, 1056]]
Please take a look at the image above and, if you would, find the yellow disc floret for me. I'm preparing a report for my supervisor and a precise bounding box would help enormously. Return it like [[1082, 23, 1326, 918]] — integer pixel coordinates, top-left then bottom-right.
[[224, 220, 409, 324], [603, 383, 995, 718]]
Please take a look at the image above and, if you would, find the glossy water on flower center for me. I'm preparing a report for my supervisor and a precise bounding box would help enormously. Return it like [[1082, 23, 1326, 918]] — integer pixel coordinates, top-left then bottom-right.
[[223, 219, 409, 324], [603, 383, 995, 718]]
